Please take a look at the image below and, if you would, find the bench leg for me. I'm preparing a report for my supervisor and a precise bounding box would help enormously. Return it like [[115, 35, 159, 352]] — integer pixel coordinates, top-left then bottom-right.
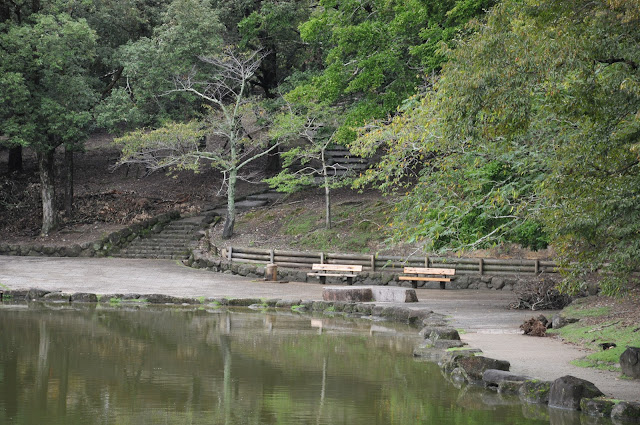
[[411, 280, 417, 289], [346, 276, 353, 285], [440, 281, 446, 290], [319, 276, 326, 285]]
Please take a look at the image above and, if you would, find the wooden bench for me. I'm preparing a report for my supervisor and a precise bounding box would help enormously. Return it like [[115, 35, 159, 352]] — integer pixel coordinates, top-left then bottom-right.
[[307, 264, 363, 285], [398, 267, 456, 289]]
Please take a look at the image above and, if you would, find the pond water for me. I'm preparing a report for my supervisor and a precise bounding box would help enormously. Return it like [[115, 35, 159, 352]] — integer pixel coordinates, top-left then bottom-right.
[[0, 303, 609, 425]]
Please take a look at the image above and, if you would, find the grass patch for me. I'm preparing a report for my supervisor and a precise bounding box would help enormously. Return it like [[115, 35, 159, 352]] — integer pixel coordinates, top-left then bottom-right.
[[283, 210, 317, 236], [549, 320, 640, 372], [562, 305, 612, 318], [0, 282, 9, 290], [109, 297, 122, 305], [286, 201, 392, 253]]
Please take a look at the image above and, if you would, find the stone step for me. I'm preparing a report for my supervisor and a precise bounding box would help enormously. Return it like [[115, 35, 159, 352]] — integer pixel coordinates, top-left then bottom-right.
[[116, 253, 186, 260], [235, 199, 268, 209], [150, 231, 198, 238], [325, 149, 351, 156], [120, 246, 193, 253], [121, 251, 188, 256], [329, 157, 367, 164], [134, 233, 196, 239], [246, 193, 285, 202], [127, 241, 193, 248], [124, 242, 195, 248], [118, 248, 189, 255], [122, 242, 195, 249], [162, 226, 199, 232]]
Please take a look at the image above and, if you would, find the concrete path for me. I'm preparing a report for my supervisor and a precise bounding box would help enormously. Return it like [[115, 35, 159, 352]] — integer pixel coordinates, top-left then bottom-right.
[[1, 255, 638, 402], [0, 256, 324, 300]]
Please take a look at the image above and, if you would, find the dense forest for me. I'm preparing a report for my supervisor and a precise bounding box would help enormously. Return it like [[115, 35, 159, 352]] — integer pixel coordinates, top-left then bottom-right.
[[1, 0, 639, 294]]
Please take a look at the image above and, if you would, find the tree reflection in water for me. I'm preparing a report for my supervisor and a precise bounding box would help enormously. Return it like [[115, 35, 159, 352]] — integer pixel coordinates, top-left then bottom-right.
[[0, 303, 590, 425]]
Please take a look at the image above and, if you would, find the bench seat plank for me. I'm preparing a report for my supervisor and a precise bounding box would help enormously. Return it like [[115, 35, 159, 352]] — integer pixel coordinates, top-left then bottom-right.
[[312, 264, 363, 272], [398, 276, 452, 282], [308, 272, 358, 278], [403, 267, 455, 275]]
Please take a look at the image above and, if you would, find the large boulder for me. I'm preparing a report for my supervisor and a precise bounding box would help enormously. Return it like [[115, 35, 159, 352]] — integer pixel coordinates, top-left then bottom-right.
[[419, 327, 461, 341], [611, 401, 640, 422], [551, 314, 579, 329], [620, 347, 640, 379], [42, 292, 71, 302], [482, 369, 531, 389], [71, 292, 98, 303], [457, 356, 510, 383], [580, 398, 616, 417], [438, 350, 480, 374], [548, 375, 603, 410], [519, 380, 552, 404]]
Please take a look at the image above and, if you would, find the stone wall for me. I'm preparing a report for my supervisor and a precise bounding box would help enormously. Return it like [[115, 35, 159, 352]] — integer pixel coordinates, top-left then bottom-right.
[[0, 211, 180, 258]]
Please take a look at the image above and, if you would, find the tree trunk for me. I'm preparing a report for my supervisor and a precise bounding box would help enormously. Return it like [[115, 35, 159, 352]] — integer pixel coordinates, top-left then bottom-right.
[[321, 148, 331, 230], [38, 149, 57, 235], [8, 146, 23, 173], [222, 168, 237, 239], [64, 147, 74, 216]]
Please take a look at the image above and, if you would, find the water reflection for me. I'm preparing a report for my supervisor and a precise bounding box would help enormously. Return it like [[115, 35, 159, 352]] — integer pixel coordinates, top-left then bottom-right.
[[0, 303, 612, 425]]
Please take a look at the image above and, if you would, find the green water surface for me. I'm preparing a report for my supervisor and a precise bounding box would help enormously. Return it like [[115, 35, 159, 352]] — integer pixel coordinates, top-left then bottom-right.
[[0, 303, 605, 425]]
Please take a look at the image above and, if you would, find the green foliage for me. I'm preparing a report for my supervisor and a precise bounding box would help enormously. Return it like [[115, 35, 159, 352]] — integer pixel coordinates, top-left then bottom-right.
[[105, 0, 223, 126], [297, 0, 495, 143], [114, 121, 208, 172], [94, 88, 145, 135], [0, 11, 98, 151], [354, 0, 640, 293]]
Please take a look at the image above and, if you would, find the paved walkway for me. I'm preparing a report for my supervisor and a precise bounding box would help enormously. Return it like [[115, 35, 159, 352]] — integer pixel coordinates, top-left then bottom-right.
[[1, 255, 638, 402]]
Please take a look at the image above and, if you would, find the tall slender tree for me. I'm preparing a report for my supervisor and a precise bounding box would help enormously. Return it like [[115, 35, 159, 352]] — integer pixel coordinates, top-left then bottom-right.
[[115, 49, 277, 239]]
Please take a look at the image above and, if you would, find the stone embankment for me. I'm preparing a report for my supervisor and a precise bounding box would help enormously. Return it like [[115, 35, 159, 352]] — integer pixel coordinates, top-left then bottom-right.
[[2, 288, 638, 423]]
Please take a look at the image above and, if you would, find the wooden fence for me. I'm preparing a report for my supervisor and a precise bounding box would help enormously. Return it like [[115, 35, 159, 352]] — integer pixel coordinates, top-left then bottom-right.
[[222, 246, 559, 276]]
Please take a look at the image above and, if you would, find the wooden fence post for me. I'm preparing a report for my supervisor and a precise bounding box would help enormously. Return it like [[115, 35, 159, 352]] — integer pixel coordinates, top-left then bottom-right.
[[479, 258, 484, 275], [228, 246, 233, 262], [370, 255, 375, 271]]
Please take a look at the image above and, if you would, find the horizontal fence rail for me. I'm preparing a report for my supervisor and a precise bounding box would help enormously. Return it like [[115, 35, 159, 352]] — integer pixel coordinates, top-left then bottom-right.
[[223, 246, 559, 276]]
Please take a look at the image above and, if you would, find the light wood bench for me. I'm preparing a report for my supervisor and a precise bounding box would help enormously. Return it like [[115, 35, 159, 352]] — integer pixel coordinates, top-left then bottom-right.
[[398, 267, 456, 289], [307, 264, 363, 285]]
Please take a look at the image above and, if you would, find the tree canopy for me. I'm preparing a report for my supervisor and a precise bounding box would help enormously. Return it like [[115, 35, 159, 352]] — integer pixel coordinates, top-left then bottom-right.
[[295, 0, 496, 143], [353, 0, 640, 294]]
